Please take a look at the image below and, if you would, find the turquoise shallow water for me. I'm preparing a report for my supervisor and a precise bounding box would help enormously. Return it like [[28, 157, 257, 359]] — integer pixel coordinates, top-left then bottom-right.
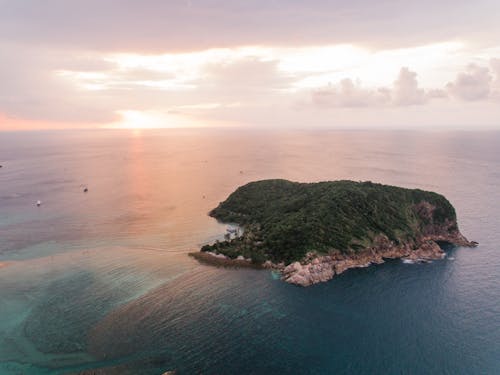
[[0, 129, 499, 374]]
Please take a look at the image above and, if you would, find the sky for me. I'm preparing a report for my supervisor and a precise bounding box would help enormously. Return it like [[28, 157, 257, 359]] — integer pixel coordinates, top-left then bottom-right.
[[1, 0, 499, 131]]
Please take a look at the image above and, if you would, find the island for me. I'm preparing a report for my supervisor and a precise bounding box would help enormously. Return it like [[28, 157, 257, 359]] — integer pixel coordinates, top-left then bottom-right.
[[191, 179, 477, 286]]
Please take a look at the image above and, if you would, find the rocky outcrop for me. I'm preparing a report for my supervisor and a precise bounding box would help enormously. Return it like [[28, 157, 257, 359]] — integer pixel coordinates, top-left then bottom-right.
[[279, 231, 477, 287]]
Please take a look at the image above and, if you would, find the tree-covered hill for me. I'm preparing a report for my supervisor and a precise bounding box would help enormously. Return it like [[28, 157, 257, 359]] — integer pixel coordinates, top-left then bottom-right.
[[201, 179, 460, 264]]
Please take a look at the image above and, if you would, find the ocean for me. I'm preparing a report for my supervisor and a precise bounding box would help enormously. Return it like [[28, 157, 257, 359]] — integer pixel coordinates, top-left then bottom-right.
[[0, 129, 499, 374]]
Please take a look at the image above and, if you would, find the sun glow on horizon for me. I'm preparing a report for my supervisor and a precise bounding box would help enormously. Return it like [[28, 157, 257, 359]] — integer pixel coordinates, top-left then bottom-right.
[[106, 110, 204, 130]]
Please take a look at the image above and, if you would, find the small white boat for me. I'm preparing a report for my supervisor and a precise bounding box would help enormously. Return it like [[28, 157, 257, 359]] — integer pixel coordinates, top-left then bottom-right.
[[36, 200, 41, 206]]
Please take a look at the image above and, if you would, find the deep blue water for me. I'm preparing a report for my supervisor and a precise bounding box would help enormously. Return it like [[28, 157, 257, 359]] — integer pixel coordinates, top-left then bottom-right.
[[0, 129, 499, 374]]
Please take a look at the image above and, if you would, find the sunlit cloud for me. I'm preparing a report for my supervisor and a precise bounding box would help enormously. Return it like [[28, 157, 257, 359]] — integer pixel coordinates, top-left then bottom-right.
[[56, 41, 471, 94], [277, 45, 369, 74]]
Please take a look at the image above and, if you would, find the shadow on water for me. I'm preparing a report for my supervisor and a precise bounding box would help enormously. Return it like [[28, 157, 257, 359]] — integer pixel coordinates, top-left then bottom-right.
[[80, 266, 304, 375], [23, 271, 140, 355]]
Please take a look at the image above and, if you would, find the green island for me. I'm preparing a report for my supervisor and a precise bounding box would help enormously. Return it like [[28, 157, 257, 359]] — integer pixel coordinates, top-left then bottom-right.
[[191, 179, 476, 286]]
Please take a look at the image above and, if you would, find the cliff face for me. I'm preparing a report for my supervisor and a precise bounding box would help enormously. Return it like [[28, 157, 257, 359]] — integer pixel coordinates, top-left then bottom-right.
[[201, 180, 476, 286], [278, 200, 476, 286], [279, 229, 476, 287]]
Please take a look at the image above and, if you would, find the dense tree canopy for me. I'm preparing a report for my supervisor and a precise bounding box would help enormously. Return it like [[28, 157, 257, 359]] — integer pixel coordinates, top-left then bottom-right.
[[202, 180, 457, 264]]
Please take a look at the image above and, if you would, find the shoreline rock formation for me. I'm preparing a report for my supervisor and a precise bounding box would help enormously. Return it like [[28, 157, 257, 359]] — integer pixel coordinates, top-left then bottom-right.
[[279, 232, 476, 286]]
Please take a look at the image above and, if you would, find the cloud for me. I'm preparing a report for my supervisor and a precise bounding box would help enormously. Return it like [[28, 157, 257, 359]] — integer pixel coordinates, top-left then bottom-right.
[[0, 47, 296, 126], [0, 1, 499, 52], [446, 64, 493, 101], [311, 61, 500, 110], [393, 67, 426, 105], [491, 58, 500, 80], [198, 57, 294, 100], [312, 79, 390, 107], [1, 34, 499, 130], [490, 58, 500, 100], [426, 89, 448, 99], [311, 67, 432, 108], [202, 58, 290, 87], [0, 44, 119, 123]]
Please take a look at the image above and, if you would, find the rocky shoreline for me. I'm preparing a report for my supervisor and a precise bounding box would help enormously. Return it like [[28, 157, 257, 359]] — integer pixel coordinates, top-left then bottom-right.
[[277, 232, 477, 287], [191, 230, 477, 287]]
